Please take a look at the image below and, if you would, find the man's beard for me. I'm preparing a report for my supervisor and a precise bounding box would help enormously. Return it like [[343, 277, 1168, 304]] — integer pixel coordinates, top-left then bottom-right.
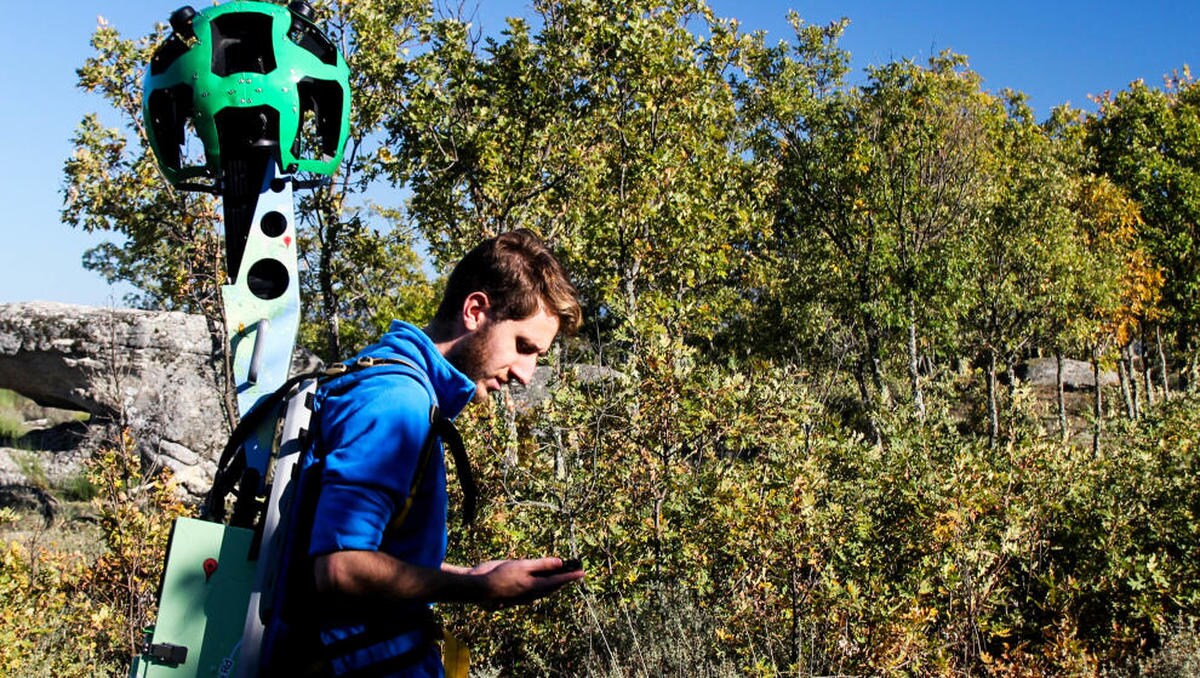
[[445, 324, 493, 385]]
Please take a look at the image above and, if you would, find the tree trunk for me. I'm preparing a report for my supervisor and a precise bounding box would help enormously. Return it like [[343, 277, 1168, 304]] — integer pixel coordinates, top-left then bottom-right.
[[1142, 326, 1156, 406], [320, 288, 341, 360], [1190, 347, 1200, 393], [1092, 344, 1103, 457], [854, 360, 872, 406], [987, 348, 999, 448], [318, 213, 342, 361], [1157, 325, 1170, 397], [866, 325, 885, 399], [1126, 342, 1141, 417], [1056, 352, 1067, 443], [1117, 345, 1135, 420], [854, 357, 882, 445], [208, 308, 239, 433], [908, 315, 925, 420]]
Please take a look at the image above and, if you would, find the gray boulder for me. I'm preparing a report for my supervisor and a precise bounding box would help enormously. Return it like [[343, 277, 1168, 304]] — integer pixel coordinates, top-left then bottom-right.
[[1015, 356, 1119, 390], [508, 362, 625, 409], [0, 302, 232, 496]]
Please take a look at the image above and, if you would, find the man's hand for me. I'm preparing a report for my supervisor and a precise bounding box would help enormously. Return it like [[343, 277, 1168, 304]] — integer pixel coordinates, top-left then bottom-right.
[[439, 559, 508, 577], [477, 557, 585, 607]]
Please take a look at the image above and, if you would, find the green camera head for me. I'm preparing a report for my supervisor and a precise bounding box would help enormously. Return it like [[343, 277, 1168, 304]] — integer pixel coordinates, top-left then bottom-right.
[[143, 1, 351, 187]]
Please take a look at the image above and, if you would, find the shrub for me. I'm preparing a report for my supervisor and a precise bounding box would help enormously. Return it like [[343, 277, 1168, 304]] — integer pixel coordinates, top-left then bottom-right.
[[79, 428, 190, 664], [0, 541, 108, 676], [0, 428, 188, 675], [0, 389, 26, 440], [58, 471, 100, 503], [4, 362, 1196, 675], [1137, 621, 1200, 678], [445, 351, 1200, 676], [11, 451, 49, 489]]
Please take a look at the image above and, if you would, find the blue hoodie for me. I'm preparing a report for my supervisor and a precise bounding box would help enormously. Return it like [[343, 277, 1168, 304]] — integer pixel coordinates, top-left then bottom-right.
[[302, 320, 476, 676], [308, 321, 475, 564]]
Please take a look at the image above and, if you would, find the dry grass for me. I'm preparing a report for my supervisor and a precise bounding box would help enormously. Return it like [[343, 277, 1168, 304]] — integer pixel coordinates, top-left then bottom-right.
[[0, 495, 104, 559], [0, 389, 103, 557]]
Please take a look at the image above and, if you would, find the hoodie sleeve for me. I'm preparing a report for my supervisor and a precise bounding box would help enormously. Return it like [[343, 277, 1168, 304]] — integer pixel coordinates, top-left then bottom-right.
[[308, 372, 433, 555]]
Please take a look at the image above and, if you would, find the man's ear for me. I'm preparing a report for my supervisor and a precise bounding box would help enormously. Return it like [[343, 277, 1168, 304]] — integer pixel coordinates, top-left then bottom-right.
[[462, 291, 491, 332]]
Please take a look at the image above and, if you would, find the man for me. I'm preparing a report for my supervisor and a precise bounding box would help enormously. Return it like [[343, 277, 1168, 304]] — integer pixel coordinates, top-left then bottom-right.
[[266, 230, 585, 677]]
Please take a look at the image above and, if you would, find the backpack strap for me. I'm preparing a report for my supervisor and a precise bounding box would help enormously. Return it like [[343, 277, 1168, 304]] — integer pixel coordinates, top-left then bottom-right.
[[202, 356, 480, 526], [388, 406, 477, 534], [308, 358, 477, 530], [437, 415, 477, 526]]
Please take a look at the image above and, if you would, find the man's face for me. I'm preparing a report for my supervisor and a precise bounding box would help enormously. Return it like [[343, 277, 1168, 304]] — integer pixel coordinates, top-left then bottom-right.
[[447, 305, 560, 401]]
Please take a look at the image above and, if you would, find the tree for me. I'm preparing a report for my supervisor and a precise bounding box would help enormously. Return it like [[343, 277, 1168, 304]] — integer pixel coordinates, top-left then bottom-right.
[[959, 94, 1073, 445], [62, 4, 438, 363], [1087, 71, 1200, 388], [741, 44, 1000, 427], [392, 0, 764, 351], [293, 0, 439, 359], [62, 20, 238, 425], [852, 53, 998, 420], [1071, 176, 1160, 452], [737, 15, 895, 421], [62, 20, 223, 317]]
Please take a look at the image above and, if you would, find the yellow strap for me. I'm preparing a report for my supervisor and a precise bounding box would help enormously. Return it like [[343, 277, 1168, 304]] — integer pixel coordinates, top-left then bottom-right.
[[442, 629, 470, 678]]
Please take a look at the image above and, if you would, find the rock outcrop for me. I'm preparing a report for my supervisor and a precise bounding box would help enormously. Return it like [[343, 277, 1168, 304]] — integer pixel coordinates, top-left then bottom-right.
[[1015, 357, 1119, 390], [0, 302, 232, 495]]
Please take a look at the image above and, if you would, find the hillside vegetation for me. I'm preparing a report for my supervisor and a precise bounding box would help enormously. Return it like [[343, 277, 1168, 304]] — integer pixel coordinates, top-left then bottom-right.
[[5, 0, 1197, 674]]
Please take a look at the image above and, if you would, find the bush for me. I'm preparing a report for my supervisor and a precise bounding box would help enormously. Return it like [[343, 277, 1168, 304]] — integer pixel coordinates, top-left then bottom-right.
[[444, 348, 1200, 676], [0, 541, 110, 676], [0, 389, 26, 440], [0, 428, 188, 675], [3, 358, 1196, 675], [1137, 621, 1200, 678]]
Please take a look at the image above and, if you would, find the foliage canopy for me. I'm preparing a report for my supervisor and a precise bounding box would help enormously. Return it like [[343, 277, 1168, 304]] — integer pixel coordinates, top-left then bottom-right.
[[35, 1, 1200, 674]]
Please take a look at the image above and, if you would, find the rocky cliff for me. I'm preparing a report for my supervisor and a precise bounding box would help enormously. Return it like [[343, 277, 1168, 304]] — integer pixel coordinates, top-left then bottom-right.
[[0, 302, 233, 495]]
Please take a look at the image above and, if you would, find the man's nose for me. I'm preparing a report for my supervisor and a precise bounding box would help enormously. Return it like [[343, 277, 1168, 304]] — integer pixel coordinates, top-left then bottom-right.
[[509, 355, 537, 386]]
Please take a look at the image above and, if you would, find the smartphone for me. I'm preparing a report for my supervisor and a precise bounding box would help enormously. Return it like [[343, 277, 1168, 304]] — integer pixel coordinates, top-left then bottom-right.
[[536, 558, 583, 577]]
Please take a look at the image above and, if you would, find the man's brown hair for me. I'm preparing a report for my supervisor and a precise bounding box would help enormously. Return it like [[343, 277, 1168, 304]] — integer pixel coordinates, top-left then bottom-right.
[[432, 229, 582, 335]]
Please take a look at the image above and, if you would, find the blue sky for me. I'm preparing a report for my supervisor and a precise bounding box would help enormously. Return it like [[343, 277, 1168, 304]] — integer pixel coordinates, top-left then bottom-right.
[[1, 1, 1195, 307]]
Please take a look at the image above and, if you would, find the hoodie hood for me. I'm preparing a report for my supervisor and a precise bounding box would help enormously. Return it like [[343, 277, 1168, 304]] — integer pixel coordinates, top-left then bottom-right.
[[333, 320, 476, 419]]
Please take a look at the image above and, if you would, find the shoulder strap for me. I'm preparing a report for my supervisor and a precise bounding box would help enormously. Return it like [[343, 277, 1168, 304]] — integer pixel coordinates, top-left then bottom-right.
[[388, 409, 477, 532], [438, 417, 477, 526], [204, 356, 420, 522], [311, 357, 477, 528]]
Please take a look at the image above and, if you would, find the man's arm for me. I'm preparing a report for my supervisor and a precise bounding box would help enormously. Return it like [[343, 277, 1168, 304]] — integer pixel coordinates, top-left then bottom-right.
[[314, 550, 583, 606]]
